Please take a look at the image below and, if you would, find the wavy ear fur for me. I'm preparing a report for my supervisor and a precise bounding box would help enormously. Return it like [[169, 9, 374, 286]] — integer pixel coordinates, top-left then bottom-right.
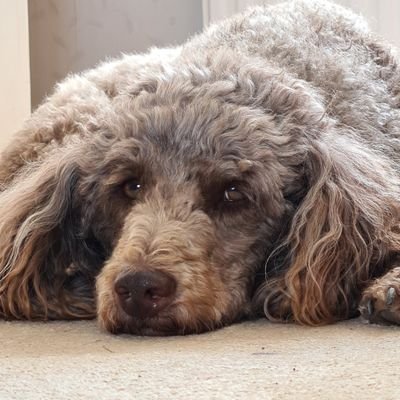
[[0, 147, 100, 320], [257, 132, 400, 325]]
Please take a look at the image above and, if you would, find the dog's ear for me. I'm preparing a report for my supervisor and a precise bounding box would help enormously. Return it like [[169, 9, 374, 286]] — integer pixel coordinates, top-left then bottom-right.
[[0, 146, 97, 320], [258, 133, 400, 325]]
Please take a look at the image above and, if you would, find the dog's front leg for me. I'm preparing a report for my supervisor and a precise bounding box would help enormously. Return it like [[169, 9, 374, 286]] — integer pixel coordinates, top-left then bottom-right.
[[359, 267, 400, 325]]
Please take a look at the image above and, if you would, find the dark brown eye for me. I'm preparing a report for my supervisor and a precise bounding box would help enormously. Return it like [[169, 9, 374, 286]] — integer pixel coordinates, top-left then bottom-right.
[[224, 186, 245, 202], [123, 180, 142, 199]]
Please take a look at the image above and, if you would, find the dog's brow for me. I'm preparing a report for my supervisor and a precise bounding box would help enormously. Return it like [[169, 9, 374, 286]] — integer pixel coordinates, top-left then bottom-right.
[[238, 160, 253, 172], [212, 159, 254, 178]]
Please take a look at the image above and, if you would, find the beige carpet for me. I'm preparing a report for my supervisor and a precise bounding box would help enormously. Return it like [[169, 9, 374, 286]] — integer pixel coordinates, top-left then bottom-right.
[[0, 318, 399, 399]]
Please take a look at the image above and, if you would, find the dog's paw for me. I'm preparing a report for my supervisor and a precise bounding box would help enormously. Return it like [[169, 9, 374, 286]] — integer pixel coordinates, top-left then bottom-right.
[[359, 267, 400, 325]]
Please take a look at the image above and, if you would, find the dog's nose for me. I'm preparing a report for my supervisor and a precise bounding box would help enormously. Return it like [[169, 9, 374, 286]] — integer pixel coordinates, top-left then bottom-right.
[[114, 270, 177, 319]]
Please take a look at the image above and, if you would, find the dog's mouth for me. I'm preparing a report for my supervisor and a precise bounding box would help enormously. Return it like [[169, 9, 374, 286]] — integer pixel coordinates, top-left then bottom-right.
[[109, 305, 227, 336], [116, 315, 184, 336], [114, 313, 224, 336]]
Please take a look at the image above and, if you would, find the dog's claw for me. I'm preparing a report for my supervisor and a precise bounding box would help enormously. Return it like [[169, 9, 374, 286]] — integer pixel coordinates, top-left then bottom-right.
[[386, 287, 396, 306], [367, 299, 374, 315]]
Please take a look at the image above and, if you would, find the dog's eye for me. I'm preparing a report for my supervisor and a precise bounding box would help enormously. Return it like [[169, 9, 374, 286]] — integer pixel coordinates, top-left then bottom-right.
[[224, 186, 245, 202], [123, 180, 142, 199]]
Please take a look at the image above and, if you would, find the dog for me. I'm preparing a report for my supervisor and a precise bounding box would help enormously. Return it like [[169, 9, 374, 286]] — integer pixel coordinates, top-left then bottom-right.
[[1, 0, 400, 335]]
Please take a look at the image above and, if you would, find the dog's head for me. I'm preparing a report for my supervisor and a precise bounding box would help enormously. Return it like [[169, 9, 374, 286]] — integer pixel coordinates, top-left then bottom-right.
[[75, 54, 323, 335], [2, 51, 397, 334], [89, 102, 295, 334]]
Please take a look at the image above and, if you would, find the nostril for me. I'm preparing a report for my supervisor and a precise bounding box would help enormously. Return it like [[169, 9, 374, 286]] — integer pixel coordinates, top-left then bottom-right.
[[114, 283, 131, 298], [144, 289, 160, 301], [146, 280, 175, 299], [114, 270, 177, 319], [144, 287, 160, 301]]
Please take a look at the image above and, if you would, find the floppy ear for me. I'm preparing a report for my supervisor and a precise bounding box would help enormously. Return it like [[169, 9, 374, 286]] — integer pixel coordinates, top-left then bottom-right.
[[0, 147, 98, 320], [256, 132, 400, 325]]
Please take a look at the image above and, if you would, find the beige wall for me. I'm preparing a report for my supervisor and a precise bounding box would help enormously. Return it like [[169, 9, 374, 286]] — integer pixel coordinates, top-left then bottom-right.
[[29, 0, 203, 109], [0, 0, 31, 149]]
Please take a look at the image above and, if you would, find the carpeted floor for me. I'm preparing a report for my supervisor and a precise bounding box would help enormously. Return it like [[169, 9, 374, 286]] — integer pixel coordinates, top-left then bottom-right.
[[1, 318, 399, 399]]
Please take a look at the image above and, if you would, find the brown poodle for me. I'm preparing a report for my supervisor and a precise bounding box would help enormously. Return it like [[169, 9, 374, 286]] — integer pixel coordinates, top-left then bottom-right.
[[1, 0, 400, 335]]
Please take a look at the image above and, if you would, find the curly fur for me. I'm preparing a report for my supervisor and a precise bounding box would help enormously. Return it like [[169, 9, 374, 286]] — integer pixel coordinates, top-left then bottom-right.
[[1, 0, 400, 334]]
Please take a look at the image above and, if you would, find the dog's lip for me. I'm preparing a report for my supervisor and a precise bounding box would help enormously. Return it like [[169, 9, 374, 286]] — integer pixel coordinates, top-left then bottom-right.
[[124, 321, 210, 336], [116, 313, 226, 336], [113, 300, 230, 336], [117, 313, 184, 336], [134, 326, 182, 337], [115, 308, 219, 336]]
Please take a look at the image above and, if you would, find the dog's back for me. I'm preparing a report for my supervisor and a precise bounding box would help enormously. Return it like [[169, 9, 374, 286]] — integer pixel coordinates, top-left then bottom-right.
[[187, 0, 400, 160]]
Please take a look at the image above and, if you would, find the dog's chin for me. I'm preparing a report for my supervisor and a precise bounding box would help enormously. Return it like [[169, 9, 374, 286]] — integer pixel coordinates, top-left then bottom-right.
[[103, 310, 225, 336], [118, 317, 186, 336]]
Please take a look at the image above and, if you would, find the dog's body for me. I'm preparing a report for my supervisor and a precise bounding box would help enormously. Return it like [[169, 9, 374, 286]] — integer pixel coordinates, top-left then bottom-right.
[[1, 0, 400, 335]]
